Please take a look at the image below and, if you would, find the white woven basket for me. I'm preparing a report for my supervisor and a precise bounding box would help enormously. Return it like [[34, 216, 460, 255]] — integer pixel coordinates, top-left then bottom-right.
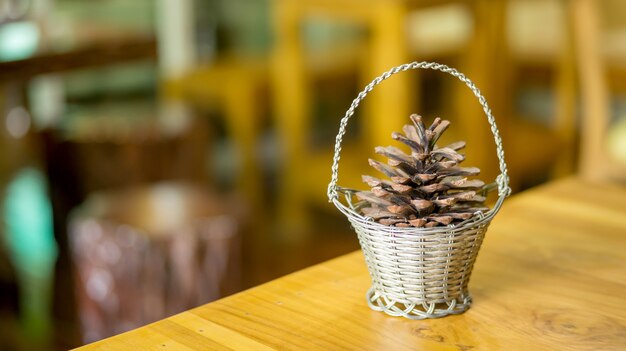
[[328, 61, 511, 320]]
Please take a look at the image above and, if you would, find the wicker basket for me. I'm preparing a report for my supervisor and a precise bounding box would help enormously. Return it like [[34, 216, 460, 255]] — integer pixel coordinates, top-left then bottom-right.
[[327, 62, 511, 320]]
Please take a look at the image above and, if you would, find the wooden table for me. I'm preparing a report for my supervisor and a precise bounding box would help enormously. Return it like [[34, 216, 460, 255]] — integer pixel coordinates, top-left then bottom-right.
[[75, 177, 626, 350]]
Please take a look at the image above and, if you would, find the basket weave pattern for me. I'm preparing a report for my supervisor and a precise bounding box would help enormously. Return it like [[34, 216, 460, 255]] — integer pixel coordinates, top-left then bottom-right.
[[352, 215, 489, 319], [328, 62, 511, 320]]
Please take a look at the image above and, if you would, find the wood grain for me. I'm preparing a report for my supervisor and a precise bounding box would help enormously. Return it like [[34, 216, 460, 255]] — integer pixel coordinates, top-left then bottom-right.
[[74, 177, 626, 350]]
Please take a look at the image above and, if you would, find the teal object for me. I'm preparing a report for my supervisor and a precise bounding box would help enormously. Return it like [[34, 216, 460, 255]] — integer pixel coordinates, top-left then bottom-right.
[[2, 167, 57, 345], [0, 21, 40, 62]]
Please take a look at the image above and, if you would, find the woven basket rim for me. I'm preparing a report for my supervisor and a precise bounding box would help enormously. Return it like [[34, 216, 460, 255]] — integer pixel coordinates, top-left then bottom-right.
[[332, 191, 505, 234]]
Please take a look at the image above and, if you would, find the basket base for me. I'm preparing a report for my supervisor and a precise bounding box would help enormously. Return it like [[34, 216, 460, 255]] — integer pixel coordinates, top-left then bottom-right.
[[366, 288, 472, 320]]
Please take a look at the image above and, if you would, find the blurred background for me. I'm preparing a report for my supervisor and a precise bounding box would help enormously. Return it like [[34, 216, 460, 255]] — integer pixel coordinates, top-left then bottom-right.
[[0, 0, 625, 349]]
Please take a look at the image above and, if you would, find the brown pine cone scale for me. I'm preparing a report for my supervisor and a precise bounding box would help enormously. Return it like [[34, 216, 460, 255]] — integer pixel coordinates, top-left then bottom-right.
[[356, 114, 491, 228]]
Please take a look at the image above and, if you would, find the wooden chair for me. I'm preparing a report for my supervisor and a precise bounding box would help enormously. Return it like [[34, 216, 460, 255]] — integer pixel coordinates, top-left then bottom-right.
[[571, 0, 626, 181], [495, 0, 578, 187], [270, 0, 513, 236], [162, 57, 269, 208]]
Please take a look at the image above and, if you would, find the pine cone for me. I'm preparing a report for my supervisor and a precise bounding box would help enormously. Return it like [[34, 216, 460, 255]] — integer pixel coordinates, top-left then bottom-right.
[[356, 114, 490, 228]]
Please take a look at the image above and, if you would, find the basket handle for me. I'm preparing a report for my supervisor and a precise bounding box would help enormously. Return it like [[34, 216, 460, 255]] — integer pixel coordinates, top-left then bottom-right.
[[327, 61, 511, 202]]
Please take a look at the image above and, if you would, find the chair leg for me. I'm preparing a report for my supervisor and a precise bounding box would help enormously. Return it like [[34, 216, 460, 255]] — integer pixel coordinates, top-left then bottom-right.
[[364, 2, 411, 150], [552, 11, 578, 178], [271, 2, 312, 239], [223, 83, 263, 210], [455, 0, 509, 186]]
